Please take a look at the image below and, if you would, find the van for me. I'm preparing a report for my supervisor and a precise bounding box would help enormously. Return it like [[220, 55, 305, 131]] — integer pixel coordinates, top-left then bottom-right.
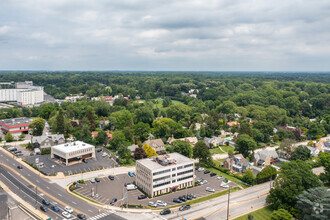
[[126, 184, 137, 191]]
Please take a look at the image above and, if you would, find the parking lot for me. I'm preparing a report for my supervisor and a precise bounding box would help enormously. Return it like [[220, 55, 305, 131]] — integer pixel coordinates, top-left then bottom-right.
[[73, 169, 238, 208]]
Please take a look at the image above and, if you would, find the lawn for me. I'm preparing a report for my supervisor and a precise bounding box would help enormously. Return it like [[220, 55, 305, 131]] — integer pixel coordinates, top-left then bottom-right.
[[210, 148, 224, 154], [221, 145, 234, 152], [234, 206, 273, 220]]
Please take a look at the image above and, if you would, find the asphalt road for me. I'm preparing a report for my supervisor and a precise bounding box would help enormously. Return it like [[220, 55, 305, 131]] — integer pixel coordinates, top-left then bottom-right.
[[0, 148, 125, 220]]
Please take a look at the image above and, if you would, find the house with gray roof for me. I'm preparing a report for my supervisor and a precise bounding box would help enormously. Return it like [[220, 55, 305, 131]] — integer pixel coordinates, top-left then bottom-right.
[[143, 139, 166, 155], [203, 136, 225, 148], [254, 148, 278, 167], [32, 133, 65, 149], [223, 154, 253, 173]]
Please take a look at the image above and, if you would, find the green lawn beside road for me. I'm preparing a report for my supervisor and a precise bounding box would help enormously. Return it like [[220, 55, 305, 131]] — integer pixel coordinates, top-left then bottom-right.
[[234, 206, 273, 220]]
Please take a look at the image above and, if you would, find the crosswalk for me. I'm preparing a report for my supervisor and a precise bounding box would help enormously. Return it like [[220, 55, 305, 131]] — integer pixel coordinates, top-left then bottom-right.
[[88, 210, 116, 220]]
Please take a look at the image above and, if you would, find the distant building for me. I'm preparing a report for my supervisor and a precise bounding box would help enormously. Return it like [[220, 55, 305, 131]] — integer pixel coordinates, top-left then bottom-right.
[[254, 149, 279, 167], [203, 137, 225, 148], [0, 117, 33, 134], [51, 141, 95, 166], [167, 135, 198, 146], [64, 95, 84, 102], [143, 139, 166, 155], [32, 134, 65, 149], [223, 154, 252, 173], [135, 153, 194, 197], [227, 121, 239, 127], [128, 144, 139, 153]]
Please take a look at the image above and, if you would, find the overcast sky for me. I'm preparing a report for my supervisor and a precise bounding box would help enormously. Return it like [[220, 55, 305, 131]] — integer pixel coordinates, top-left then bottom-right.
[[0, 0, 330, 71]]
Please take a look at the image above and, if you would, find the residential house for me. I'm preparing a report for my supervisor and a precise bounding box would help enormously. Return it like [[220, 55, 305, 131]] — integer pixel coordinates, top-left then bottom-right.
[[167, 135, 198, 146], [250, 166, 263, 177], [143, 139, 166, 155], [32, 134, 65, 149], [227, 121, 239, 127], [276, 124, 304, 135], [319, 140, 330, 153], [223, 154, 252, 173], [128, 144, 139, 154], [203, 137, 225, 148], [99, 120, 109, 129], [91, 130, 112, 141], [254, 149, 278, 167]]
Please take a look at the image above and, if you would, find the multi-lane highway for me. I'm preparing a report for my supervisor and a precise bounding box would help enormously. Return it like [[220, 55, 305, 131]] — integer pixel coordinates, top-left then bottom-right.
[[0, 148, 125, 220]]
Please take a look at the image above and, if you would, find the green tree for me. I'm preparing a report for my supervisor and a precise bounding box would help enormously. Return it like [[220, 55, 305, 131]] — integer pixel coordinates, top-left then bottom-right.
[[134, 147, 147, 160], [171, 140, 193, 158], [80, 124, 92, 143], [247, 214, 254, 220], [235, 134, 257, 158], [95, 130, 107, 146], [110, 130, 129, 151], [296, 187, 330, 220], [152, 118, 180, 138], [29, 118, 46, 136], [318, 152, 330, 185], [266, 160, 322, 211], [217, 100, 237, 115], [162, 97, 172, 107], [39, 104, 56, 120], [242, 169, 255, 185], [193, 140, 212, 167], [117, 145, 131, 161], [256, 165, 277, 183], [5, 132, 14, 142], [228, 148, 234, 157], [143, 144, 158, 157], [290, 145, 311, 161], [134, 107, 154, 125], [270, 209, 293, 220], [307, 122, 326, 140], [166, 103, 191, 125], [133, 122, 151, 142], [56, 107, 65, 134], [110, 110, 134, 129]]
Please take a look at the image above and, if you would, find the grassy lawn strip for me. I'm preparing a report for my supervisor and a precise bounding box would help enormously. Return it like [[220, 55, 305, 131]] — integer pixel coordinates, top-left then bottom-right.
[[221, 146, 234, 152], [70, 190, 104, 206], [164, 187, 240, 210], [204, 167, 248, 188], [234, 205, 273, 220], [210, 148, 224, 154]]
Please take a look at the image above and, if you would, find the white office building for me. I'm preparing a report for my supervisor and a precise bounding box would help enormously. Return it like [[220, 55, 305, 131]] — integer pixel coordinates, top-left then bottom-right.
[[136, 153, 195, 197], [51, 141, 95, 166]]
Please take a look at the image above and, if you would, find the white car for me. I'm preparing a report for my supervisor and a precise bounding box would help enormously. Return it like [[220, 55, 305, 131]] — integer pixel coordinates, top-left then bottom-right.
[[62, 211, 72, 218], [64, 206, 73, 213], [102, 152, 108, 157], [156, 200, 167, 206], [206, 187, 215, 192], [217, 175, 223, 180], [90, 178, 95, 183], [148, 201, 157, 207], [198, 167, 205, 172], [220, 182, 229, 188]]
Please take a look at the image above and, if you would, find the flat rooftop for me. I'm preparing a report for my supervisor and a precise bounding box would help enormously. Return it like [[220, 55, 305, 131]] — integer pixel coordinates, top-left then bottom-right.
[[0, 117, 33, 126], [52, 141, 94, 153], [137, 152, 194, 170]]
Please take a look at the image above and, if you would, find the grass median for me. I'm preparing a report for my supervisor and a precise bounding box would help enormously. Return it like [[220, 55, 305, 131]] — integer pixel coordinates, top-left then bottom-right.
[[234, 205, 273, 220]]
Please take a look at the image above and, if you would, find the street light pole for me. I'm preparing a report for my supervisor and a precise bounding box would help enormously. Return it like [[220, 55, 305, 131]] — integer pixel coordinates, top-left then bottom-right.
[[226, 186, 231, 220]]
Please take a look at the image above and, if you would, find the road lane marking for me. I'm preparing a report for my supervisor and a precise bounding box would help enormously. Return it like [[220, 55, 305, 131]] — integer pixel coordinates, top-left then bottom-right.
[[58, 193, 62, 197], [72, 201, 77, 204]]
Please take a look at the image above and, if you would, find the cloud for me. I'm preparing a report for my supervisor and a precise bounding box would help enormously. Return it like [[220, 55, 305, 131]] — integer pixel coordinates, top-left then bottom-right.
[[0, 0, 329, 71]]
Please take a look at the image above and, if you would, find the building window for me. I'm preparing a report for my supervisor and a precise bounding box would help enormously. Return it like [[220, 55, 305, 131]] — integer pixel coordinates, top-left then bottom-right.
[[177, 169, 193, 176], [184, 163, 193, 168], [177, 166, 183, 170], [153, 181, 171, 188], [177, 175, 193, 182], [153, 169, 171, 176]]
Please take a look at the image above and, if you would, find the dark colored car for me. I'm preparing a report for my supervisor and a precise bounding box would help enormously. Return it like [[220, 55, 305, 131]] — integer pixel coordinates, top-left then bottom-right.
[[77, 214, 87, 219], [42, 199, 50, 206], [188, 193, 196, 199], [138, 195, 147, 200], [15, 153, 23, 156], [95, 178, 100, 182], [110, 198, 117, 205], [97, 148, 102, 152], [82, 159, 88, 163], [9, 148, 17, 152], [30, 152, 35, 156], [210, 172, 217, 177], [40, 206, 48, 212], [173, 198, 183, 203], [179, 205, 191, 211], [108, 175, 114, 180], [204, 170, 210, 174], [51, 205, 60, 212], [187, 194, 193, 200], [17, 165, 23, 169], [195, 167, 199, 170], [160, 209, 171, 215], [179, 195, 186, 202]]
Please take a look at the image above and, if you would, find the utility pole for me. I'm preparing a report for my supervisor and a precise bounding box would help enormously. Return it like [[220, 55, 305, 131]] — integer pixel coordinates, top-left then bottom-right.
[[226, 186, 231, 220]]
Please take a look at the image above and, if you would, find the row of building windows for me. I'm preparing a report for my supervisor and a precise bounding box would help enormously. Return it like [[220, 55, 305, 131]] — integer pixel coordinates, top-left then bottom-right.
[[153, 181, 171, 188], [68, 148, 92, 156], [184, 163, 194, 168], [177, 169, 193, 176], [153, 168, 171, 176], [153, 175, 170, 182], [177, 175, 193, 182]]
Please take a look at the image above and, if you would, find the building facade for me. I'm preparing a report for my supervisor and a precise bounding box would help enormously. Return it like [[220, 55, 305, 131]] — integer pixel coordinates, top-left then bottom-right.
[[0, 117, 33, 134], [142, 139, 166, 155], [32, 134, 65, 149], [51, 141, 95, 166], [136, 153, 195, 197]]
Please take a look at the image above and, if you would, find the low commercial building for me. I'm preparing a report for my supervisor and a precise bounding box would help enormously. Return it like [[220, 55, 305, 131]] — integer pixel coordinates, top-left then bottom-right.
[[0, 117, 33, 134], [136, 152, 195, 197], [51, 141, 95, 166]]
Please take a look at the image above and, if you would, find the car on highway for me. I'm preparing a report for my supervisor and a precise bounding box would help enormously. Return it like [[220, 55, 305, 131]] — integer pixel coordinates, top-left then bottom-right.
[[173, 198, 183, 203], [108, 175, 114, 180], [179, 205, 191, 211], [62, 211, 72, 218], [210, 172, 217, 177], [128, 172, 134, 177], [206, 187, 215, 192], [17, 165, 23, 169], [64, 206, 73, 213], [110, 198, 117, 205], [160, 209, 171, 215], [156, 200, 167, 206], [77, 213, 87, 219], [42, 199, 50, 206], [40, 205, 48, 212], [138, 194, 147, 200], [90, 178, 96, 183], [148, 201, 157, 208], [95, 177, 100, 182], [51, 205, 60, 212], [204, 170, 210, 174]]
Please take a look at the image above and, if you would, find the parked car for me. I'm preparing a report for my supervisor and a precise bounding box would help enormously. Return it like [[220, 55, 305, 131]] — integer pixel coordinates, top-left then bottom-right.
[[77, 213, 87, 219], [102, 152, 108, 157], [206, 187, 215, 192], [179, 196, 186, 202], [124, 182, 131, 187], [132, 172, 136, 176], [148, 201, 157, 208], [128, 172, 134, 177], [51, 205, 60, 212], [95, 177, 100, 182], [217, 175, 223, 180], [156, 200, 167, 206], [40, 206, 48, 212], [198, 167, 204, 172], [42, 199, 50, 206], [82, 159, 88, 163], [64, 206, 73, 213], [110, 198, 117, 205], [173, 198, 183, 203], [9, 148, 17, 152], [77, 214, 87, 219], [17, 165, 23, 169], [220, 182, 229, 188], [126, 184, 137, 191], [108, 175, 114, 180], [187, 194, 193, 200], [188, 193, 196, 199], [138, 195, 147, 200], [62, 211, 72, 218], [210, 172, 217, 177], [204, 170, 210, 174], [97, 148, 102, 152], [90, 178, 96, 183], [30, 152, 35, 156], [179, 205, 191, 211], [15, 153, 23, 156], [160, 209, 171, 215]]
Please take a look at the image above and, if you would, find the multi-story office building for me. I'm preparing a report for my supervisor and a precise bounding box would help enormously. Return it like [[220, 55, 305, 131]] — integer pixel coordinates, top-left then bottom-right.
[[136, 153, 195, 197], [0, 117, 33, 134]]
